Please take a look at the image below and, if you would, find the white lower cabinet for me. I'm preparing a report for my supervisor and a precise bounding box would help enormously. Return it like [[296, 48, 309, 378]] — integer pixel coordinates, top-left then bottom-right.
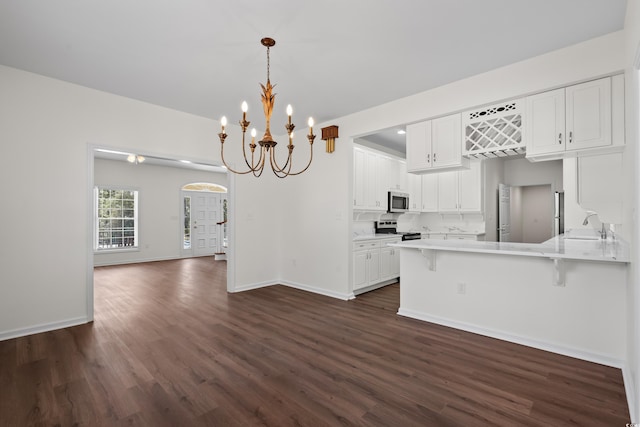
[[353, 238, 400, 291], [380, 241, 401, 281]]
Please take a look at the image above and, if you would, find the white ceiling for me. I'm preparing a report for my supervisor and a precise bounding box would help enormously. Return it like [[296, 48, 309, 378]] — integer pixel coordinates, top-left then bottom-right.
[[0, 0, 627, 159]]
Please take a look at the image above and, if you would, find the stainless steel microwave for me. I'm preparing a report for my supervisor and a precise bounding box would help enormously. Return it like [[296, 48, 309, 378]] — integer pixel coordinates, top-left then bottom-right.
[[388, 191, 409, 213]]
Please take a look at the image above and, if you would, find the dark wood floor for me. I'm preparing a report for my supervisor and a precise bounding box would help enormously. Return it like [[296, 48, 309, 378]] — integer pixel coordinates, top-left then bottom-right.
[[0, 257, 630, 426]]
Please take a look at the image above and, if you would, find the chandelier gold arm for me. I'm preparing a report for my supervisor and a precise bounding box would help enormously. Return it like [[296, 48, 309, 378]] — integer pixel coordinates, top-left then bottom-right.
[[220, 130, 267, 175], [269, 134, 315, 177]]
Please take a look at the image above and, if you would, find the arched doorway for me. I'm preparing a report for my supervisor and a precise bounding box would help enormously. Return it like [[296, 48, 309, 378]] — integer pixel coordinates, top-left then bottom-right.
[[181, 182, 228, 259]]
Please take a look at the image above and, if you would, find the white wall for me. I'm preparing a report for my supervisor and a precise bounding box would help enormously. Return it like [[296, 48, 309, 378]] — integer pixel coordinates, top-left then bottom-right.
[[503, 158, 563, 189], [624, 0, 640, 421], [483, 158, 504, 241], [276, 139, 352, 299], [510, 187, 524, 242], [521, 185, 553, 243], [93, 158, 227, 266]]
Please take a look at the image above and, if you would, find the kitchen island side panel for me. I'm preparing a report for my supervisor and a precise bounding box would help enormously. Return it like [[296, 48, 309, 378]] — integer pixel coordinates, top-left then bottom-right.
[[398, 248, 627, 364]]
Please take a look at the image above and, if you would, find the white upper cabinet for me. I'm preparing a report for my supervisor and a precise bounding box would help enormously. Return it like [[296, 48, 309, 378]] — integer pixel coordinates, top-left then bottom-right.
[[524, 88, 566, 157], [420, 174, 438, 212], [353, 146, 407, 211], [437, 161, 482, 213], [406, 121, 432, 171], [355, 146, 483, 214], [437, 171, 458, 212], [387, 159, 407, 192], [353, 147, 380, 210], [526, 76, 620, 161], [458, 161, 482, 212], [431, 114, 463, 168], [566, 78, 611, 150], [376, 155, 392, 201], [407, 172, 422, 212], [406, 114, 469, 174]]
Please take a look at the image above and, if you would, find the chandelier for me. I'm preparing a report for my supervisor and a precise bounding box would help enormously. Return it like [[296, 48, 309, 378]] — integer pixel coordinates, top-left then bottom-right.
[[218, 37, 315, 178]]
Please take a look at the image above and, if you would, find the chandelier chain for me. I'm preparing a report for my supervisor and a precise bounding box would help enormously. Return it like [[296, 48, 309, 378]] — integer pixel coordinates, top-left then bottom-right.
[[266, 46, 270, 82]]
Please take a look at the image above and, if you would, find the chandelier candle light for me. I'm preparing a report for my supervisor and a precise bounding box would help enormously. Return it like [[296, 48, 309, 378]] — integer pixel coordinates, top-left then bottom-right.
[[218, 37, 315, 178]]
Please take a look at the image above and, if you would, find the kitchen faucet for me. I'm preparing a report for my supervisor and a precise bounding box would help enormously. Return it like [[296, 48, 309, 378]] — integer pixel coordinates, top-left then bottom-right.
[[582, 212, 608, 239], [582, 212, 597, 226]]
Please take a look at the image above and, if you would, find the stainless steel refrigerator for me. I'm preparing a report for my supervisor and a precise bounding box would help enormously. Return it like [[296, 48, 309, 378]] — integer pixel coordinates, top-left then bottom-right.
[[554, 191, 565, 236]]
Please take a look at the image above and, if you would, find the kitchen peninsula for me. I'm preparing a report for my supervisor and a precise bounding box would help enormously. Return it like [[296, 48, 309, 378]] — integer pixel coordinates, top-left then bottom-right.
[[391, 236, 629, 367]]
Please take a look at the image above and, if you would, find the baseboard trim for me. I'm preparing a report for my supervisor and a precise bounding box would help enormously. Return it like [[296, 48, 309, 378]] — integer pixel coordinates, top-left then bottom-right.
[[279, 280, 352, 301], [397, 308, 625, 369], [231, 280, 351, 301], [353, 279, 397, 296], [230, 280, 275, 293], [622, 365, 638, 423], [0, 316, 90, 342]]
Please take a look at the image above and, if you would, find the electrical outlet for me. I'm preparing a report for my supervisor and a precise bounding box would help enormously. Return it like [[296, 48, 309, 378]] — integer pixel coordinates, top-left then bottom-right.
[[457, 282, 466, 295]]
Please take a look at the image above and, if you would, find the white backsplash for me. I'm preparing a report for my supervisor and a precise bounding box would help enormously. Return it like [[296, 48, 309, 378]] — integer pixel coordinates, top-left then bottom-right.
[[354, 213, 485, 236], [353, 221, 375, 237], [394, 213, 485, 233], [418, 213, 485, 233]]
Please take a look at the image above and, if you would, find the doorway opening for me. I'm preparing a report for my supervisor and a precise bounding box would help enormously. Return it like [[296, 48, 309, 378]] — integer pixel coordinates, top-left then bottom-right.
[[89, 148, 233, 323], [181, 183, 228, 259], [499, 183, 556, 243]]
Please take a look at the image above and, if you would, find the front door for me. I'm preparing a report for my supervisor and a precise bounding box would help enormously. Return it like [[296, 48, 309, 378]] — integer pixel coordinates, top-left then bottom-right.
[[191, 192, 221, 257]]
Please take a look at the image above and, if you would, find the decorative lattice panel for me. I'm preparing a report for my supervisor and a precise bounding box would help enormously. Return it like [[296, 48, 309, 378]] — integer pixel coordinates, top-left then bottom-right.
[[463, 99, 525, 158]]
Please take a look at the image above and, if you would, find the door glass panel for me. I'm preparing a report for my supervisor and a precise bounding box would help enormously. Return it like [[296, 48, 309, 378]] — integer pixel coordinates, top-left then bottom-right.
[[183, 196, 191, 249]]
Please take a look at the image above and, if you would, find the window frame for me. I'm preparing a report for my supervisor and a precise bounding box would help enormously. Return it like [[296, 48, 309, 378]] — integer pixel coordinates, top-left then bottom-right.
[[94, 186, 140, 253]]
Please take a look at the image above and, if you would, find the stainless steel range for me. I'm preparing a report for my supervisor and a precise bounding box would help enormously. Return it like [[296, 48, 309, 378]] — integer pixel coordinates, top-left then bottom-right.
[[374, 220, 421, 241]]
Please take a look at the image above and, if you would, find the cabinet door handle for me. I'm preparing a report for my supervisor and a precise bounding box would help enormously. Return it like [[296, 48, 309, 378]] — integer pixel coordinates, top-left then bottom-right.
[[433, 153, 437, 163], [427, 153, 430, 163], [569, 131, 573, 143], [558, 133, 562, 144]]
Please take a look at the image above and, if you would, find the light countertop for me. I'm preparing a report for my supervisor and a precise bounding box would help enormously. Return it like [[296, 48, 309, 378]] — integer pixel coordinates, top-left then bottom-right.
[[353, 234, 403, 242], [421, 231, 486, 237], [390, 235, 629, 263], [353, 230, 485, 241], [419, 230, 485, 235]]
